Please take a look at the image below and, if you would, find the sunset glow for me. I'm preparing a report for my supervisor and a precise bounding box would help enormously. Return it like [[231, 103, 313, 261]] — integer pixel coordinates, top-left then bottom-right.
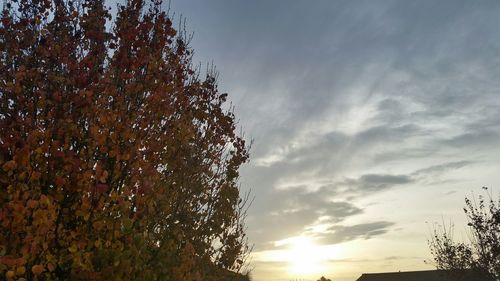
[[290, 237, 324, 275]]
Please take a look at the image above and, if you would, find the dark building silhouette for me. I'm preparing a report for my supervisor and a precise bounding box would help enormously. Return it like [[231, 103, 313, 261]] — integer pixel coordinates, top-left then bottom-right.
[[356, 269, 484, 281]]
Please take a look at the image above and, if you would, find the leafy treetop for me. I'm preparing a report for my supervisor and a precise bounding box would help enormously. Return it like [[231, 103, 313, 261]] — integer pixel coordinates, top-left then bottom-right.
[[0, 0, 250, 280]]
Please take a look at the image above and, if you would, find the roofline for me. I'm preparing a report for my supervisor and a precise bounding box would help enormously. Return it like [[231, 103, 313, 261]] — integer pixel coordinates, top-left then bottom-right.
[[359, 269, 469, 275]]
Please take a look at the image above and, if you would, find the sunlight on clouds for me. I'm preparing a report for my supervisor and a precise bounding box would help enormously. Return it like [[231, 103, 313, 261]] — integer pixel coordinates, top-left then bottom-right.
[[275, 178, 326, 191], [252, 236, 347, 278], [254, 140, 303, 167], [254, 153, 286, 167], [305, 220, 334, 233], [335, 101, 379, 136], [287, 236, 326, 275]]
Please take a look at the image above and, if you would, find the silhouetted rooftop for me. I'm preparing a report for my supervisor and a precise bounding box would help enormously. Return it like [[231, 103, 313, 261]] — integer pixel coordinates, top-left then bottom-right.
[[356, 269, 483, 281]]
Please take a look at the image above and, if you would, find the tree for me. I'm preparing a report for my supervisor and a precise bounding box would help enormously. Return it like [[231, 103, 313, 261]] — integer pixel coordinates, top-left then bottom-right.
[[428, 188, 499, 281], [0, 0, 250, 280]]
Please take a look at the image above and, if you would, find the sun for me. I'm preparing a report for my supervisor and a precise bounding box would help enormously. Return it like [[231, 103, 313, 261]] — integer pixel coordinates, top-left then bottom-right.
[[286, 236, 326, 276]]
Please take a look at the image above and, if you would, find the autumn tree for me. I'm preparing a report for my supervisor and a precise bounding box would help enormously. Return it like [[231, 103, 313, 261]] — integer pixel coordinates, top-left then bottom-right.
[[428, 188, 499, 281], [0, 0, 251, 280]]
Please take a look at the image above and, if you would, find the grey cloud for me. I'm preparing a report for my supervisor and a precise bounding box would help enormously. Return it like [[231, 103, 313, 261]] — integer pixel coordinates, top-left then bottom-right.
[[325, 160, 474, 197], [444, 130, 500, 148], [372, 148, 438, 163], [359, 174, 412, 186], [246, 123, 424, 190], [375, 98, 407, 124], [246, 186, 364, 249], [246, 158, 475, 249], [439, 102, 500, 149], [324, 255, 425, 263], [411, 161, 476, 186], [247, 210, 318, 250], [340, 174, 413, 194], [315, 221, 395, 245], [320, 201, 363, 220], [172, 0, 500, 155], [411, 161, 473, 177], [353, 124, 423, 146]]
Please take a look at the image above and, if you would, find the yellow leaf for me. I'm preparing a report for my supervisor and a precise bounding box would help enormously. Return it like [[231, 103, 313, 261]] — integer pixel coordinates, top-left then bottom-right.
[[16, 266, 25, 275], [5, 270, 15, 279], [69, 244, 78, 253]]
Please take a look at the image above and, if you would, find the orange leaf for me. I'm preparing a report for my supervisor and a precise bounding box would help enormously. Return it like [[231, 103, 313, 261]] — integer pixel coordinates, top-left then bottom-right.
[[2, 160, 17, 172], [31, 264, 44, 275]]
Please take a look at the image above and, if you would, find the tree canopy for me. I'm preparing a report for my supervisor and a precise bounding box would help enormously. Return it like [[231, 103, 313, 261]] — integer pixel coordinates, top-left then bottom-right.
[[428, 188, 499, 281], [0, 0, 250, 280]]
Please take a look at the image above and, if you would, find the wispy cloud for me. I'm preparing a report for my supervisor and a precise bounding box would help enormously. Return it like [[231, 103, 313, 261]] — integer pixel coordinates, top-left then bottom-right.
[[314, 221, 395, 245], [171, 0, 500, 279]]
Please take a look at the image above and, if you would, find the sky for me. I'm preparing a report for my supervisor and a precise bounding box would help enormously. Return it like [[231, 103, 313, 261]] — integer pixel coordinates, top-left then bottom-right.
[[166, 1, 500, 281]]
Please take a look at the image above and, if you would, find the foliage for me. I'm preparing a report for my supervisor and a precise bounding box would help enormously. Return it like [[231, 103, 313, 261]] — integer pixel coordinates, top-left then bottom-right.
[[317, 277, 332, 281], [428, 188, 499, 281], [0, 0, 250, 280]]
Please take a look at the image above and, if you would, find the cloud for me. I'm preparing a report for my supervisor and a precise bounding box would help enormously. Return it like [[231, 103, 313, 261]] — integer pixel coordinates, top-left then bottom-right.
[[341, 174, 413, 193], [337, 160, 474, 195], [314, 221, 395, 245], [444, 130, 500, 148], [246, 158, 475, 249], [411, 161, 473, 177], [171, 3, 500, 274], [246, 185, 365, 249]]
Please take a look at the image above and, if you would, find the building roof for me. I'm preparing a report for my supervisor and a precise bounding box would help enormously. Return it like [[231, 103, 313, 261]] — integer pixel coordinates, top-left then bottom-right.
[[356, 269, 483, 281]]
